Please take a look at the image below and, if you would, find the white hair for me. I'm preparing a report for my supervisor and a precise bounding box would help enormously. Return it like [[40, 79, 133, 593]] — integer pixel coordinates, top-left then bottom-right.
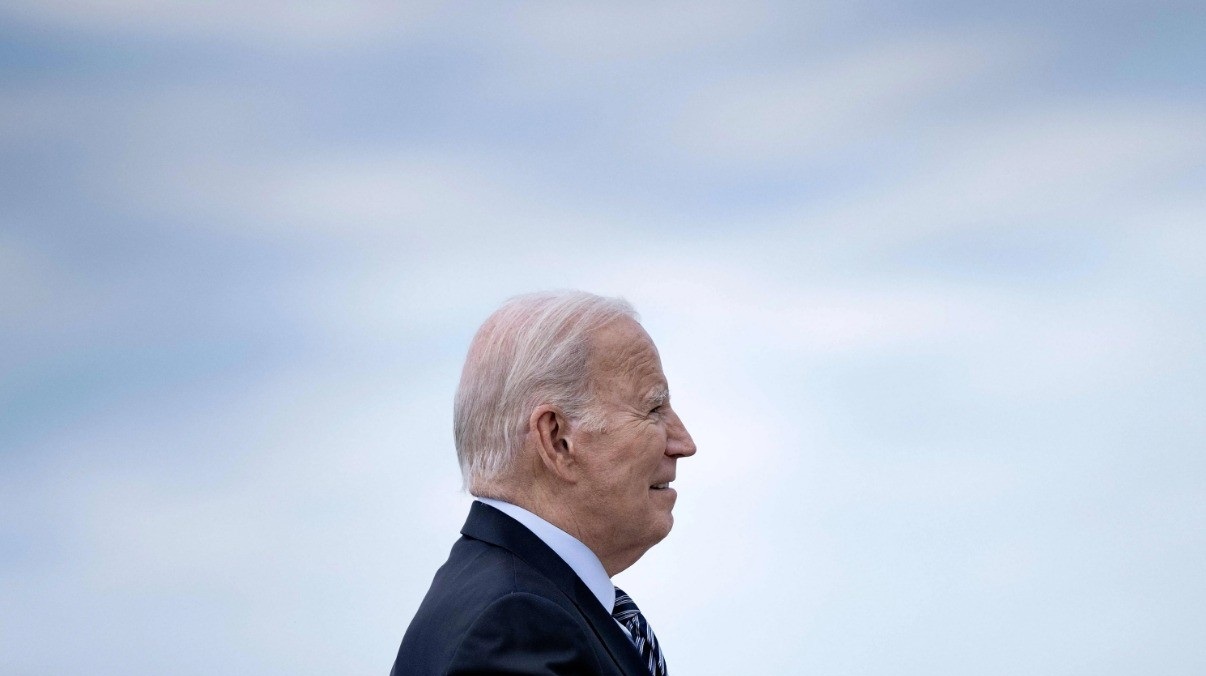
[[454, 290, 638, 494]]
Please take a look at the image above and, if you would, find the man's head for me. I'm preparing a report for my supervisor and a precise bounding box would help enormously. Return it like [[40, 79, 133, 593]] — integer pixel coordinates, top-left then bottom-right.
[[454, 291, 696, 574]]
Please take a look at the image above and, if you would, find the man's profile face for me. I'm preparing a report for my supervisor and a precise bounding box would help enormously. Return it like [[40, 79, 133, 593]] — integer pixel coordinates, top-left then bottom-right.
[[568, 318, 697, 563]]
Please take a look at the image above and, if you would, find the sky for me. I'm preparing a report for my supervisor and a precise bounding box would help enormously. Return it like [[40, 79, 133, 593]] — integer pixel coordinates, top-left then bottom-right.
[[1, 1, 1204, 674]]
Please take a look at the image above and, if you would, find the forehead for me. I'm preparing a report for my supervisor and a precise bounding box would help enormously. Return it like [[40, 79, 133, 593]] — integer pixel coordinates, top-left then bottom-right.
[[588, 318, 665, 392]]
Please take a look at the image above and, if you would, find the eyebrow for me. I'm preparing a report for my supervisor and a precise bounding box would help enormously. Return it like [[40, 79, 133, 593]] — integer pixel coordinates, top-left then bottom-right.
[[646, 387, 669, 408]]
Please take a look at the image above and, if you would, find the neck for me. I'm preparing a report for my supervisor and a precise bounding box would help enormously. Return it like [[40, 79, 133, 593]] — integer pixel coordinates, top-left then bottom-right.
[[490, 487, 643, 577]]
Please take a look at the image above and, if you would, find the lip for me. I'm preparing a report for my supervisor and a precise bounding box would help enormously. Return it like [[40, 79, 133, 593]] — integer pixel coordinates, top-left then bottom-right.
[[650, 486, 677, 503]]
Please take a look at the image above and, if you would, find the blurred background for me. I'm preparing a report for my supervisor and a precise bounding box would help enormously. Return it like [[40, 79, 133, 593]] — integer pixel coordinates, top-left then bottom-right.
[[2, 1, 1204, 674]]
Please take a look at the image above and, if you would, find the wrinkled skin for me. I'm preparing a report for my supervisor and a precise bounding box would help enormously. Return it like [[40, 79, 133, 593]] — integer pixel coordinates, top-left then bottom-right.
[[560, 318, 697, 576]]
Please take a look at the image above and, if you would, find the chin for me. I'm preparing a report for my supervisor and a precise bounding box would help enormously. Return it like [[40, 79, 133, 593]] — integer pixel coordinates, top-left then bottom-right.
[[652, 513, 674, 542]]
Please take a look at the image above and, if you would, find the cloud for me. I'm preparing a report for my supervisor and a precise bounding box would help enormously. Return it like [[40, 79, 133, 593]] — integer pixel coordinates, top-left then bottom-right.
[[710, 96, 1206, 271], [5, 2, 1205, 674], [673, 32, 1023, 164], [0, 232, 133, 352], [1, 361, 465, 673], [175, 154, 564, 240], [508, 0, 773, 61], [880, 100, 1205, 223], [1, 0, 444, 49]]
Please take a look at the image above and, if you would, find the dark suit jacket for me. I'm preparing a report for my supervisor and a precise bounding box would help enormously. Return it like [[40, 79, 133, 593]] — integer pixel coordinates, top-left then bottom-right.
[[391, 501, 650, 675]]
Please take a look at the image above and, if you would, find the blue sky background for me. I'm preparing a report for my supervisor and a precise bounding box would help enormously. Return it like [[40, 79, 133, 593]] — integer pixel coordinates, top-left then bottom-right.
[[2, 2, 1204, 674]]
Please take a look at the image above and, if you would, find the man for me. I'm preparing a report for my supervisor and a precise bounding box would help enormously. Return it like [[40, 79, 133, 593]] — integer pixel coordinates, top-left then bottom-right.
[[392, 291, 697, 675]]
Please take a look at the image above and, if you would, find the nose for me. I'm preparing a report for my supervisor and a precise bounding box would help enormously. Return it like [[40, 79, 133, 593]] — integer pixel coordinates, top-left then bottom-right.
[[665, 407, 697, 458]]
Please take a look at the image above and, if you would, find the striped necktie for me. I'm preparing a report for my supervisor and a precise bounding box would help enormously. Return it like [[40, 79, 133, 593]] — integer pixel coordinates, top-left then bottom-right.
[[612, 586, 668, 676]]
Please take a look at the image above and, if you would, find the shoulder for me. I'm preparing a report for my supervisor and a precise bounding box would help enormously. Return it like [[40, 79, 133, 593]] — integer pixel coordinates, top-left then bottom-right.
[[444, 591, 604, 675], [393, 537, 603, 675]]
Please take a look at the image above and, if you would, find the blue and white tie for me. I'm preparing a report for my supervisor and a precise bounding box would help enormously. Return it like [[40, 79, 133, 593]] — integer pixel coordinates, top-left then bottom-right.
[[612, 586, 668, 676]]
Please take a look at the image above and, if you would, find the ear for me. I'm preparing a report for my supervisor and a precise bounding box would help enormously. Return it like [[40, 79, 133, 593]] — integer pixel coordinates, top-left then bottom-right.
[[530, 404, 578, 482]]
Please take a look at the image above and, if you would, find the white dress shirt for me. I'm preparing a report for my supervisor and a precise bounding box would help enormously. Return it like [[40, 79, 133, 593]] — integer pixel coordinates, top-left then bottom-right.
[[475, 497, 631, 638]]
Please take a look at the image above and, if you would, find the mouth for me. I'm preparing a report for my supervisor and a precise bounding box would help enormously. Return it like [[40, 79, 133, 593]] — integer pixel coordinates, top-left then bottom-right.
[[649, 482, 673, 490]]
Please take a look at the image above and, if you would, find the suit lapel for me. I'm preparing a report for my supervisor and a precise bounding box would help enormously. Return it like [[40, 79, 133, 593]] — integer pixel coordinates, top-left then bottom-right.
[[461, 501, 651, 676]]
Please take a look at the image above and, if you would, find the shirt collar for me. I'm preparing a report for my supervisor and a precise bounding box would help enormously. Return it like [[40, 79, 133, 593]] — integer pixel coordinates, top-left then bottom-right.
[[475, 497, 615, 613]]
